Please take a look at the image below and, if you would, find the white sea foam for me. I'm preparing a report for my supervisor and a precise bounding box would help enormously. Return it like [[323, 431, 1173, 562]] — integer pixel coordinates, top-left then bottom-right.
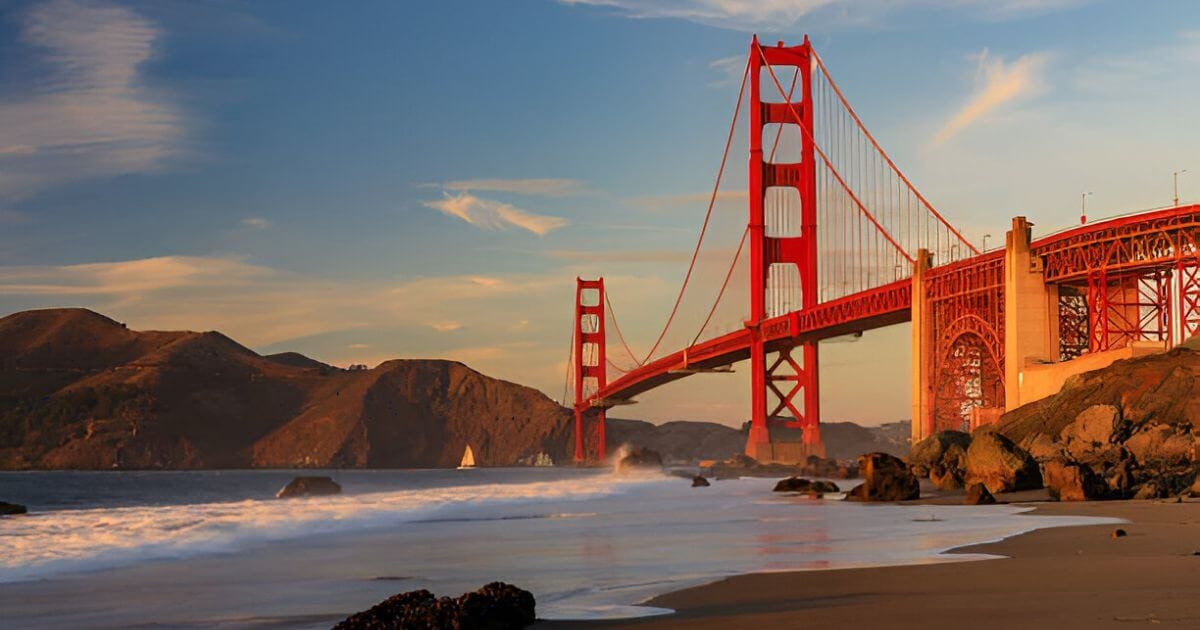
[[0, 474, 659, 583]]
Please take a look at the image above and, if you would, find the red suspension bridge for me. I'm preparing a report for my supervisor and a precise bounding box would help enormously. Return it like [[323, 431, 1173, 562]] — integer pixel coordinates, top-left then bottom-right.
[[566, 36, 1200, 463]]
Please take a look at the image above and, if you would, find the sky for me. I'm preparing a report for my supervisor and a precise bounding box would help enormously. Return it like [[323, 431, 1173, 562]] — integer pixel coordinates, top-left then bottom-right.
[[1, 0, 1198, 427]]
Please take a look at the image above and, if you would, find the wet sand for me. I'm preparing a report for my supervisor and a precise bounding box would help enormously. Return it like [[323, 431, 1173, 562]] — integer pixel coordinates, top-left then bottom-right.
[[541, 497, 1200, 629]]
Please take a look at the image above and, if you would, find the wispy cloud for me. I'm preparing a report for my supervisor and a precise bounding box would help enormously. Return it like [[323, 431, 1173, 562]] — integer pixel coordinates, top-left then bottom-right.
[[558, 0, 1090, 30], [347, 343, 371, 349], [547, 249, 690, 264], [428, 320, 463, 332], [0, 0, 187, 200], [441, 178, 587, 197], [423, 191, 568, 236], [708, 55, 746, 87], [240, 217, 271, 230], [932, 49, 1048, 146], [0, 256, 270, 296]]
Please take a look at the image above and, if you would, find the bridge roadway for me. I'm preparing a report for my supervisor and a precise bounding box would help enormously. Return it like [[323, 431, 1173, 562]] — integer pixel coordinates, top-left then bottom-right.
[[583, 203, 1200, 412]]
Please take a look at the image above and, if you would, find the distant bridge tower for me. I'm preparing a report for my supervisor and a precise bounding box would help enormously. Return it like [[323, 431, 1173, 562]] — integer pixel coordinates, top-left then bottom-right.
[[745, 36, 823, 460], [572, 277, 607, 462]]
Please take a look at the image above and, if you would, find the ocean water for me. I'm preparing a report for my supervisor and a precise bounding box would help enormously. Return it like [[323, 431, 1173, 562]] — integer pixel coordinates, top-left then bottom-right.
[[0, 468, 1118, 628]]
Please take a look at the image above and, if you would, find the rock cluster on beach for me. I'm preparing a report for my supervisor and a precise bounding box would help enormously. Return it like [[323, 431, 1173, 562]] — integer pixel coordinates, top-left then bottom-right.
[[704, 453, 859, 480], [334, 582, 535, 629], [0, 501, 26, 515], [909, 345, 1200, 501]]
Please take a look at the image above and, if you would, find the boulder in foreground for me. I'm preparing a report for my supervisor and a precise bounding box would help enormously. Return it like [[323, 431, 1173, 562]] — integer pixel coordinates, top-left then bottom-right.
[[908, 430, 971, 475], [334, 582, 535, 629], [845, 452, 919, 502], [276, 476, 342, 499], [691, 475, 711, 487], [0, 501, 27, 515], [964, 431, 1042, 494], [614, 447, 663, 474]]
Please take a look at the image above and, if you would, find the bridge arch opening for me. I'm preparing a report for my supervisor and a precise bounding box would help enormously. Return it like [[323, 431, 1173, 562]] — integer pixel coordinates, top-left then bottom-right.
[[932, 316, 1004, 433]]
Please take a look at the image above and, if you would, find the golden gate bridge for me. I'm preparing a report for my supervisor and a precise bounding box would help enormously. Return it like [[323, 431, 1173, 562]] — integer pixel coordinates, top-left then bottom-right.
[[565, 36, 1200, 464]]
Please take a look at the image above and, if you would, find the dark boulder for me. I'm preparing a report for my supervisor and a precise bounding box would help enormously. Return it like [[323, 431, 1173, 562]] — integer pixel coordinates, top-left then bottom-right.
[[614, 447, 663, 474], [964, 482, 996, 505], [334, 582, 535, 630], [276, 476, 342, 499], [1042, 460, 1108, 501], [844, 452, 920, 502], [964, 431, 1042, 494], [773, 476, 814, 493], [908, 430, 971, 475], [773, 477, 839, 494], [691, 475, 711, 487], [0, 501, 27, 515]]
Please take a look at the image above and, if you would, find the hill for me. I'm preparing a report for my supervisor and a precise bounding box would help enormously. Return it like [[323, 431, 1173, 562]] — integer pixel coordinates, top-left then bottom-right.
[[0, 308, 910, 469]]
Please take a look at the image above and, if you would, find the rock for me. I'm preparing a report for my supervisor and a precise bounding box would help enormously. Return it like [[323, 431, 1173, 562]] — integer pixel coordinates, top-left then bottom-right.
[[1104, 455, 1138, 498], [0, 501, 27, 515], [1042, 460, 1108, 501], [614, 447, 663, 473], [773, 476, 815, 493], [1024, 433, 1064, 463], [929, 464, 963, 491], [691, 475, 710, 487], [334, 582, 535, 630], [276, 476, 342, 498], [1133, 480, 1164, 500], [844, 452, 920, 502], [1125, 423, 1194, 467], [1059, 404, 1124, 463], [964, 482, 996, 505], [908, 430, 971, 475], [1112, 528, 1127, 539], [964, 431, 1042, 494], [1189, 474, 1200, 498], [811, 480, 841, 493]]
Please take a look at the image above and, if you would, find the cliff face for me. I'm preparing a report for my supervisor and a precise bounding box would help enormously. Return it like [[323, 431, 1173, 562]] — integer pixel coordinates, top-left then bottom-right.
[[0, 309, 574, 469]]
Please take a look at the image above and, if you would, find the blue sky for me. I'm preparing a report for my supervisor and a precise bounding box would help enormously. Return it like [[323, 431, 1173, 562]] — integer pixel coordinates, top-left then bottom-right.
[[1, 0, 1198, 426]]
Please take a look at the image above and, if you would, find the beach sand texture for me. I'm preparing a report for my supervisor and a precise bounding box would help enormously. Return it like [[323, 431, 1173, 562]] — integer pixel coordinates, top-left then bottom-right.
[[544, 499, 1200, 629]]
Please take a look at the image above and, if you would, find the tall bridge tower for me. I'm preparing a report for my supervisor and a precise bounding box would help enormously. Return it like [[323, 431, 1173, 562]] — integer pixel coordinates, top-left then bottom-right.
[[745, 36, 823, 460]]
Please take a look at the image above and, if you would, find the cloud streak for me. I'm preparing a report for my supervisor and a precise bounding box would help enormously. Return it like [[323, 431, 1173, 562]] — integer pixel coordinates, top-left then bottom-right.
[[423, 192, 568, 236], [0, 0, 187, 200], [932, 49, 1048, 146]]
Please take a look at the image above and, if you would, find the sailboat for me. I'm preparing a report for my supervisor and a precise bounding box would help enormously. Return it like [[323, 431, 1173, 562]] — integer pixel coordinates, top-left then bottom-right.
[[458, 445, 477, 470]]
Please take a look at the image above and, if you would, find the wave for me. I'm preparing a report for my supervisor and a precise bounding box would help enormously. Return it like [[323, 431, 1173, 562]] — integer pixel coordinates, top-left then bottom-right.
[[0, 474, 663, 583]]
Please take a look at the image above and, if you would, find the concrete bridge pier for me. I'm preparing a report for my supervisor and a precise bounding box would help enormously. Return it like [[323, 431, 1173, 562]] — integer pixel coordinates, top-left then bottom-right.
[[1003, 216, 1060, 412]]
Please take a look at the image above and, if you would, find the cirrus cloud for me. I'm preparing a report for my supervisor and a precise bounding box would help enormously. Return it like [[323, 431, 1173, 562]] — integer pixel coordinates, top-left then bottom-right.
[[932, 49, 1049, 146], [422, 192, 568, 236], [0, 0, 187, 200]]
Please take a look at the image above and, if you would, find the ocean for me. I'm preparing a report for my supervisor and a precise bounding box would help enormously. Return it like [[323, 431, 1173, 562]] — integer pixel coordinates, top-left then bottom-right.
[[0, 468, 1117, 628]]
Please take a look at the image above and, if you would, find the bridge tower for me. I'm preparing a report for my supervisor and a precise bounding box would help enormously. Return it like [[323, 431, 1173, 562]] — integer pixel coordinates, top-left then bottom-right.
[[745, 36, 823, 461], [572, 277, 607, 463]]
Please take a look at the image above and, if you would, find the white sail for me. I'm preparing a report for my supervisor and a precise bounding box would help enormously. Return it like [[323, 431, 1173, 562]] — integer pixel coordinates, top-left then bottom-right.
[[459, 445, 476, 468]]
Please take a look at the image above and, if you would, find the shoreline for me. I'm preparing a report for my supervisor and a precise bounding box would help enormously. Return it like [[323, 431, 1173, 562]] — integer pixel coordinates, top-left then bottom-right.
[[540, 497, 1200, 629]]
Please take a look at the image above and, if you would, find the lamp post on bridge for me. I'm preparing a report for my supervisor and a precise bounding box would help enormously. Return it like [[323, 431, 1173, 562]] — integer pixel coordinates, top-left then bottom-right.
[[1080, 191, 1093, 225], [982, 233, 992, 251], [1175, 170, 1188, 207]]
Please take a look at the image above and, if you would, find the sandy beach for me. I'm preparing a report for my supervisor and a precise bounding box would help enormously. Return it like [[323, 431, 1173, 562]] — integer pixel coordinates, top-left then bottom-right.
[[542, 497, 1200, 629]]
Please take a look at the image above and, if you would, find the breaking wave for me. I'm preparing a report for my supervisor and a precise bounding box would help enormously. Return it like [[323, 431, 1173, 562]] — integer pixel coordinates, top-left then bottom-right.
[[0, 474, 660, 583]]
